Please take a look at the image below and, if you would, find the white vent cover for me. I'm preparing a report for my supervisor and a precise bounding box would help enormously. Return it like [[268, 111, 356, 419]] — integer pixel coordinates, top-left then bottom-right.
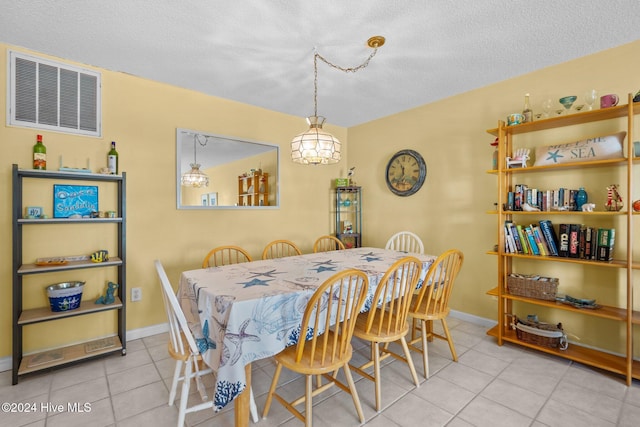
[[7, 50, 101, 137]]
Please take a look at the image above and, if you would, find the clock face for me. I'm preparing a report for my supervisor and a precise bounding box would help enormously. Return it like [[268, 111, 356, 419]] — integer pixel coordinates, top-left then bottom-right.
[[385, 149, 427, 196]]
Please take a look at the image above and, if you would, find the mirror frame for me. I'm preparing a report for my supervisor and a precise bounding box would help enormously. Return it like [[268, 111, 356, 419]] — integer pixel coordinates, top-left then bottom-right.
[[176, 128, 280, 209]]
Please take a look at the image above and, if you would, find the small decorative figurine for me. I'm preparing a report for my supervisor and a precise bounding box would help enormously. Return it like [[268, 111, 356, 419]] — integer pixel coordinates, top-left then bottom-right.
[[522, 202, 540, 212], [347, 167, 356, 185], [506, 148, 530, 169], [96, 281, 119, 305], [91, 249, 109, 263], [605, 184, 623, 212], [581, 203, 596, 212]]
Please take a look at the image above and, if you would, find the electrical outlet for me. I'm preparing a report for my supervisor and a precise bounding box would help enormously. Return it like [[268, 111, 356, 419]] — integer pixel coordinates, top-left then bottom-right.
[[131, 287, 142, 302]]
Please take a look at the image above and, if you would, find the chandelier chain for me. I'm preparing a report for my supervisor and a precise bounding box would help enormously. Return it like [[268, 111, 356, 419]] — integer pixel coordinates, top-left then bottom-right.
[[316, 48, 379, 74], [312, 48, 379, 117], [195, 134, 209, 147]]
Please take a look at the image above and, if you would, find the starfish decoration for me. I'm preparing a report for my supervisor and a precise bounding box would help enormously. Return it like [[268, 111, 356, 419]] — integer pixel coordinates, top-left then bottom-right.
[[223, 319, 260, 366], [212, 316, 228, 334], [246, 269, 284, 279], [311, 259, 339, 267], [311, 265, 337, 273], [360, 252, 382, 262], [239, 278, 273, 288], [194, 320, 216, 353], [545, 150, 564, 163]]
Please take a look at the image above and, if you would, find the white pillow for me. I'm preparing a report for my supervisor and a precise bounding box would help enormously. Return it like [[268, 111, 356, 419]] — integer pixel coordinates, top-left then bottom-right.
[[533, 131, 626, 166]]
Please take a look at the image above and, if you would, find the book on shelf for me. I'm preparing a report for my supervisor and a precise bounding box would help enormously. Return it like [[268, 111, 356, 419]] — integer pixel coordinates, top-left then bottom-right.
[[552, 190, 560, 210], [523, 226, 540, 255], [579, 226, 586, 259], [568, 189, 577, 211], [513, 185, 590, 212], [583, 226, 595, 260], [529, 188, 538, 208], [538, 219, 559, 256], [568, 224, 581, 258], [504, 223, 514, 253], [558, 223, 570, 257], [508, 223, 523, 253], [530, 224, 549, 256], [504, 222, 523, 253], [596, 228, 615, 261], [513, 185, 523, 211], [502, 219, 613, 261], [516, 224, 530, 254]]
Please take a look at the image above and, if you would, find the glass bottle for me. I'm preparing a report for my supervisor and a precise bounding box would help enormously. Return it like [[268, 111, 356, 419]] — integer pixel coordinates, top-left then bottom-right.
[[107, 141, 119, 174], [491, 138, 499, 170], [575, 187, 588, 211], [522, 93, 533, 123], [33, 134, 46, 170]]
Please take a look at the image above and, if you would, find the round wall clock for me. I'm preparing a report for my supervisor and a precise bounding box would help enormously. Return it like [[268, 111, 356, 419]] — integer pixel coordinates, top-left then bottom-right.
[[385, 149, 427, 196]]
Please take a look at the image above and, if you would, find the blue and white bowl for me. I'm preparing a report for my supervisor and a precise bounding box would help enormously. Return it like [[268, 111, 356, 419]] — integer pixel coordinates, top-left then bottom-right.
[[46, 281, 85, 312]]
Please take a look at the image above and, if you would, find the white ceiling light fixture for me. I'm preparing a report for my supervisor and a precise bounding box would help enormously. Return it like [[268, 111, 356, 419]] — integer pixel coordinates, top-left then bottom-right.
[[181, 134, 210, 188], [291, 36, 385, 165]]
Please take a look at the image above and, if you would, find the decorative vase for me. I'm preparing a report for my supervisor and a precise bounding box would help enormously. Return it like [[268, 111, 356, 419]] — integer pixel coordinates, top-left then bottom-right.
[[575, 187, 588, 211]]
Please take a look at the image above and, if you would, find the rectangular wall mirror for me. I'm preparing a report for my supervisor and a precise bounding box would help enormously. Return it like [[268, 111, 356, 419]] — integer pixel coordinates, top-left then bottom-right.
[[176, 128, 279, 209]]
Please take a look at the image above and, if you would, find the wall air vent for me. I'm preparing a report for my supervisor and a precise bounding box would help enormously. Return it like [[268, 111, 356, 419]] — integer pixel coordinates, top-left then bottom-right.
[[7, 50, 101, 137]]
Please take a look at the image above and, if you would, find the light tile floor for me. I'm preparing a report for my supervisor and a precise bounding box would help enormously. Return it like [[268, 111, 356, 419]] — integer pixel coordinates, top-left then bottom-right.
[[1, 317, 639, 427]]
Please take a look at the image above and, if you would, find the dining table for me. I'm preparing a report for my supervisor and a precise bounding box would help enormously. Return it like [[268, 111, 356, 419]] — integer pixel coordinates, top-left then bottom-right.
[[178, 246, 436, 427]]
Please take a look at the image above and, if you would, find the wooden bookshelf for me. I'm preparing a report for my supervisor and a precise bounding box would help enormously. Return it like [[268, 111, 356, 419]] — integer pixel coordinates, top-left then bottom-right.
[[486, 326, 638, 378], [486, 287, 629, 321], [486, 94, 639, 385]]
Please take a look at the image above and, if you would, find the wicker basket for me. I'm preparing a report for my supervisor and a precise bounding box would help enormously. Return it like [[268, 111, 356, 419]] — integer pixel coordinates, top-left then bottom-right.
[[507, 274, 558, 301], [513, 316, 567, 350]]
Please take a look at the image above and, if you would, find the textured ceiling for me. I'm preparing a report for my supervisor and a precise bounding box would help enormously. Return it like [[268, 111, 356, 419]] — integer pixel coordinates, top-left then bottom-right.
[[1, 1, 639, 128]]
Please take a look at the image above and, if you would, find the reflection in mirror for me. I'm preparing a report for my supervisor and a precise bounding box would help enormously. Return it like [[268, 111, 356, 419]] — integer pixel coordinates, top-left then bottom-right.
[[176, 128, 279, 209]]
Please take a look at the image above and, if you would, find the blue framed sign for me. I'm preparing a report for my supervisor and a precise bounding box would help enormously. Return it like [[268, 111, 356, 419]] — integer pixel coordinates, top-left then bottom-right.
[[53, 185, 99, 218]]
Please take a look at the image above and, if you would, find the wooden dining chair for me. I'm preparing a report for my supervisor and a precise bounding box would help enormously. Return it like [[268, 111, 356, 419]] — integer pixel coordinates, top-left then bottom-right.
[[202, 245, 252, 268], [262, 269, 369, 427], [385, 231, 425, 254], [407, 249, 464, 379], [312, 235, 345, 253], [349, 256, 422, 411], [154, 259, 215, 427], [261, 239, 302, 260]]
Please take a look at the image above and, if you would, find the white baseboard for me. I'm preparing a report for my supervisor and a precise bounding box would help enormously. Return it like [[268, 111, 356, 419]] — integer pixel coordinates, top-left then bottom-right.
[[0, 322, 170, 373], [0, 357, 10, 373], [126, 322, 169, 341], [449, 309, 497, 328]]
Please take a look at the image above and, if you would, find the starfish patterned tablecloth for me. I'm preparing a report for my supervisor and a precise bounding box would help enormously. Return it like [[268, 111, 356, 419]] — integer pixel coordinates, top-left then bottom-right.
[[178, 247, 436, 411]]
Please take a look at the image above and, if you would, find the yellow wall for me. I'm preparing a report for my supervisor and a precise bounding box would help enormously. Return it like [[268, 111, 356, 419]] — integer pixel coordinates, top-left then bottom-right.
[[1, 40, 640, 360], [348, 39, 640, 353], [0, 43, 347, 355]]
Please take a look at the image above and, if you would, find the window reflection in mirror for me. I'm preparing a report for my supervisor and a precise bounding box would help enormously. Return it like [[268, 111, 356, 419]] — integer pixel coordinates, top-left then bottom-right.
[[176, 128, 279, 209]]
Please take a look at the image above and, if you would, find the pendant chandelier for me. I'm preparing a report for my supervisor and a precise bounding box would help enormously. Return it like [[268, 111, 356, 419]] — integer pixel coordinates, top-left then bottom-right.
[[291, 36, 385, 165], [181, 134, 210, 188]]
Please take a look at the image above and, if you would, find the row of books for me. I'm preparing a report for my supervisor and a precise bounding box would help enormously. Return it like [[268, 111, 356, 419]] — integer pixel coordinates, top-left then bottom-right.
[[504, 220, 615, 261], [506, 185, 583, 211]]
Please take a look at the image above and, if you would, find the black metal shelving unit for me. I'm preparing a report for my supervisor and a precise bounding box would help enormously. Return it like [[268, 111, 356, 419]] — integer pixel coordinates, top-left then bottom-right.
[[11, 164, 127, 384]]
